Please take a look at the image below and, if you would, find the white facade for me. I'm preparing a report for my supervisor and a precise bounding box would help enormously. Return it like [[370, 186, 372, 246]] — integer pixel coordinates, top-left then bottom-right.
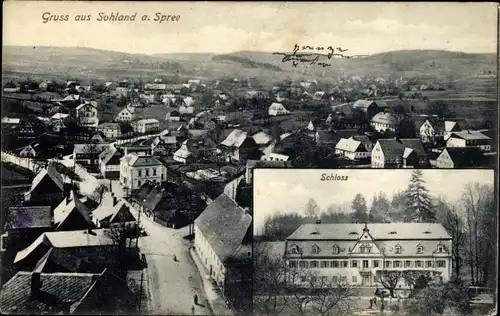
[[268, 103, 290, 116], [194, 225, 226, 285], [132, 119, 160, 134], [76, 103, 99, 128], [446, 132, 491, 152], [115, 108, 135, 122], [119, 154, 167, 190]]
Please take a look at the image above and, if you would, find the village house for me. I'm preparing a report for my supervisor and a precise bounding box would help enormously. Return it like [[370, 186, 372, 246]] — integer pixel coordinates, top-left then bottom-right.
[[52, 191, 95, 231], [268, 102, 290, 116], [0, 269, 136, 315], [105, 81, 118, 91], [166, 110, 181, 121], [99, 145, 124, 179], [371, 138, 428, 168], [284, 223, 452, 289], [351, 135, 374, 152], [179, 104, 195, 115], [419, 119, 447, 144], [91, 193, 137, 229], [115, 86, 129, 98], [443, 121, 462, 140], [194, 193, 252, 296], [131, 118, 160, 134], [352, 99, 388, 119], [161, 94, 177, 106], [1, 206, 53, 253], [75, 102, 99, 128], [24, 164, 69, 209], [221, 129, 260, 162], [97, 122, 122, 140], [119, 154, 167, 190], [139, 92, 157, 104], [115, 107, 136, 122], [446, 130, 491, 152], [3, 81, 21, 93], [73, 144, 108, 171], [370, 112, 398, 133], [252, 131, 273, 149], [38, 80, 57, 92], [435, 147, 485, 168], [173, 140, 196, 164], [335, 138, 371, 160], [11, 228, 134, 273], [50, 113, 70, 133], [144, 83, 167, 91]]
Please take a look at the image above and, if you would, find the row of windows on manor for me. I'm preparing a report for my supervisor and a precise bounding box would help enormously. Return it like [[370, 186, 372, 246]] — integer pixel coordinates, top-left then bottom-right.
[[289, 243, 447, 255], [288, 259, 447, 269], [298, 273, 441, 285]]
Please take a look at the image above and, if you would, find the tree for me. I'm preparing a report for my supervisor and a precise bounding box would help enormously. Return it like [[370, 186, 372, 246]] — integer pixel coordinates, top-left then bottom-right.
[[351, 193, 368, 223], [369, 193, 390, 223], [404, 170, 435, 223], [307, 272, 357, 316], [375, 270, 402, 298], [104, 225, 134, 278], [427, 100, 453, 118], [304, 198, 320, 220], [441, 202, 466, 278], [401, 270, 437, 297]]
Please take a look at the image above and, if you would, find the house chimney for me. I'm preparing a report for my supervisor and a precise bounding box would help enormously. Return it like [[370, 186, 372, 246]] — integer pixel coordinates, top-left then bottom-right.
[[31, 272, 42, 297]]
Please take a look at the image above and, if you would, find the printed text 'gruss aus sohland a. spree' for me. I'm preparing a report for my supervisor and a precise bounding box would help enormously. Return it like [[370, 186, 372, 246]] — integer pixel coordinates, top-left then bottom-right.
[[41, 12, 181, 23]]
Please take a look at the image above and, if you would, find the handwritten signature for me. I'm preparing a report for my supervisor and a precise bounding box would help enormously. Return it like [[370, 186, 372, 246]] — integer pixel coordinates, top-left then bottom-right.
[[272, 44, 368, 68]]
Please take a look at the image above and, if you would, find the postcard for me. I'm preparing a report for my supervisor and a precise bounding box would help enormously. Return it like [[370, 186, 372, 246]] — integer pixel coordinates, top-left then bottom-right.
[[1, 1, 498, 316]]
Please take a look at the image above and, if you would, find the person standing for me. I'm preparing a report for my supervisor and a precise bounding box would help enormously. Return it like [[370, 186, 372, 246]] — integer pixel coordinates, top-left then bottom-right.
[[191, 305, 195, 315]]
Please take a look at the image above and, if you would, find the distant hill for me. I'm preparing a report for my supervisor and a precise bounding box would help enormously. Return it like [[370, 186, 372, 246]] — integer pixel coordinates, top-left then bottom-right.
[[2, 46, 496, 84]]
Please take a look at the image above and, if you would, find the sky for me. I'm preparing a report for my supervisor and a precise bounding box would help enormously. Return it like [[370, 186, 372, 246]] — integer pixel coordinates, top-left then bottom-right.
[[3, 2, 498, 55], [253, 169, 495, 231]]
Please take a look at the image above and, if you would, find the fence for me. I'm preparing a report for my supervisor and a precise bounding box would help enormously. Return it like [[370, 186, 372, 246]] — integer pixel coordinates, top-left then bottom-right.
[[1, 151, 44, 174]]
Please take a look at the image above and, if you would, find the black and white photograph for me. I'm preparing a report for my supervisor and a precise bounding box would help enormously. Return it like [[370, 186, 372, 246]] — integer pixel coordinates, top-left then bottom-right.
[[254, 169, 496, 316], [1, 1, 498, 316]]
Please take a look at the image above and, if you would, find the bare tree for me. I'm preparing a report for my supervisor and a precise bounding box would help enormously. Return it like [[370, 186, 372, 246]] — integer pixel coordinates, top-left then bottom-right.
[[308, 273, 357, 316], [442, 203, 466, 278], [375, 270, 402, 298]]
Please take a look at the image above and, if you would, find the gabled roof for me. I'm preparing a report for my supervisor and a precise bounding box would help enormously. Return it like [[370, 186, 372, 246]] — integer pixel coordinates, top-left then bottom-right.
[[221, 129, 248, 148], [439, 147, 484, 167], [335, 138, 365, 152], [53, 192, 94, 230], [194, 193, 252, 263], [99, 146, 124, 165], [444, 121, 461, 132], [73, 144, 108, 155], [287, 223, 451, 240], [6, 206, 52, 229], [28, 164, 65, 194], [371, 112, 398, 125], [14, 229, 115, 264], [269, 103, 288, 111], [353, 99, 388, 109], [174, 146, 193, 159], [92, 195, 135, 223], [449, 130, 491, 141], [252, 131, 273, 145], [376, 138, 426, 157]]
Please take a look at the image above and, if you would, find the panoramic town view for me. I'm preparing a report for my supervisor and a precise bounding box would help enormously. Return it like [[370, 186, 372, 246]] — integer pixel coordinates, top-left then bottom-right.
[[1, 2, 498, 316], [253, 169, 496, 316]]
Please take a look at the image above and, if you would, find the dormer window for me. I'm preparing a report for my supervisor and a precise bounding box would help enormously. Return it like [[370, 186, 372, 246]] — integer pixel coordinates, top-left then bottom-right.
[[389, 231, 397, 235], [333, 245, 340, 254], [395, 244, 402, 254], [312, 244, 320, 254], [290, 244, 300, 254], [416, 245, 424, 254], [423, 230, 431, 235], [437, 245, 444, 253], [348, 232, 359, 236]]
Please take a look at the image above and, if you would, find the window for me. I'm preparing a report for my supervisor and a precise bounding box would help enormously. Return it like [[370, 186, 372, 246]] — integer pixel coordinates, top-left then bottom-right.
[[416, 245, 424, 254], [290, 245, 300, 254], [437, 245, 444, 253], [373, 260, 380, 268], [289, 260, 298, 268], [312, 244, 320, 254], [146, 169, 149, 176], [342, 261, 348, 268], [426, 261, 433, 268], [138, 170, 142, 177], [333, 245, 339, 254], [415, 261, 422, 268], [351, 260, 358, 268], [299, 261, 308, 268], [330, 261, 339, 268], [363, 260, 369, 268], [153, 168, 157, 176], [394, 260, 401, 268], [385, 261, 392, 268], [138, 181, 141, 187], [405, 260, 411, 268], [437, 260, 446, 268], [310, 261, 319, 268], [395, 245, 402, 254], [320, 261, 329, 268], [352, 276, 357, 283]]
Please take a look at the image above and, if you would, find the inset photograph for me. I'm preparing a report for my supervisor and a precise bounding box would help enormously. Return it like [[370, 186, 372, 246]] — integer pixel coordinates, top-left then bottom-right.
[[253, 169, 496, 316]]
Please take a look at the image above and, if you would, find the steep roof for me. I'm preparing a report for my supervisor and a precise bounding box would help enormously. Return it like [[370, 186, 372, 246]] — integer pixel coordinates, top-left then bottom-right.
[[371, 112, 398, 125], [194, 194, 252, 263], [287, 223, 451, 240], [28, 164, 65, 194], [6, 206, 52, 229], [252, 131, 273, 145], [221, 129, 248, 148], [99, 146, 124, 165], [92, 196, 135, 223], [73, 144, 108, 155], [439, 147, 484, 167], [53, 192, 94, 230], [376, 138, 426, 157], [335, 138, 365, 152]]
